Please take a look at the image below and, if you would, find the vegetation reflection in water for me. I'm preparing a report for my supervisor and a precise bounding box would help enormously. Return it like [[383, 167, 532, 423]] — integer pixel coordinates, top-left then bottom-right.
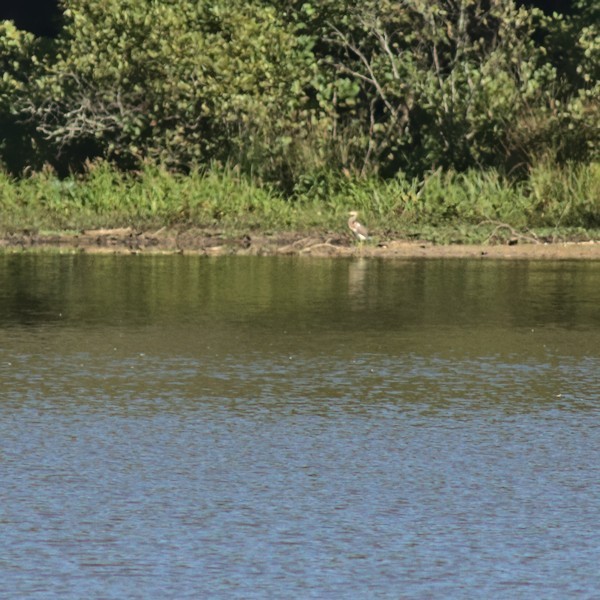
[[1, 253, 599, 328], [0, 254, 598, 409], [1, 255, 599, 598]]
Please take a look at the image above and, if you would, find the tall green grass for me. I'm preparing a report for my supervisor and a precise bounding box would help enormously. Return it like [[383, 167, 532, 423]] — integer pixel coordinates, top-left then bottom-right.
[[1, 160, 598, 242]]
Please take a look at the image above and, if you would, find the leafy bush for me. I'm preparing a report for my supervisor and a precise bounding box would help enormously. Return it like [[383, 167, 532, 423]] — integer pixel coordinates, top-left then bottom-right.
[[0, 0, 597, 193], [13, 0, 316, 178]]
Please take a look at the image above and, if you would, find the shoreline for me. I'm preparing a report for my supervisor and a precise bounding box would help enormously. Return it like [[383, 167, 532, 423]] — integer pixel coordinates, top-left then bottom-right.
[[1, 228, 600, 260]]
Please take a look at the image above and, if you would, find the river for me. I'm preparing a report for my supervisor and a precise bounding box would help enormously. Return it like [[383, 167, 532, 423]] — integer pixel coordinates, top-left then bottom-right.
[[1, 254, 599, 598]]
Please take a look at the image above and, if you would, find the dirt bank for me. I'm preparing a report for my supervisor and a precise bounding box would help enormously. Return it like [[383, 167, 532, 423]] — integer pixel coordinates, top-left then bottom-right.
[[2, 228, 600, 259]]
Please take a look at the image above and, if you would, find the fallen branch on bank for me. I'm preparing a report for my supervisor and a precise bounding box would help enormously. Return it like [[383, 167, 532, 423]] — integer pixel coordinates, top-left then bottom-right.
[[480, 220, 541, 245]]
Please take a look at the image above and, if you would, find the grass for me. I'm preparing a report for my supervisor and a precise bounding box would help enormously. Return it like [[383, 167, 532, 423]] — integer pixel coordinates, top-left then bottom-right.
[[0, 160, 598, 244]]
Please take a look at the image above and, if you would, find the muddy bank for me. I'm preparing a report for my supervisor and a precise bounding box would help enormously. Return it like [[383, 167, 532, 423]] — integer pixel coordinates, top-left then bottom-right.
[[2, 228, 600, 259]]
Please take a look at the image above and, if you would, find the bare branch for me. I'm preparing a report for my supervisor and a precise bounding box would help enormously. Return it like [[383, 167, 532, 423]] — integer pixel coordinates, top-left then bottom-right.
[[329, 23, 397, 118], [372, 28, 399, 81]]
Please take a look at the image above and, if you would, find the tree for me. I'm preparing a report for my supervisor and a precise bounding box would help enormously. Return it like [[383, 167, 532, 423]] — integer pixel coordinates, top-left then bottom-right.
[[321, 0, 566, 176], [15, 0, 317, 177]]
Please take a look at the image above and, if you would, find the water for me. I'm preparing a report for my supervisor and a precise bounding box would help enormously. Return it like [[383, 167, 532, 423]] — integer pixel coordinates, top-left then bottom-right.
[[1, 254, 599, 598]]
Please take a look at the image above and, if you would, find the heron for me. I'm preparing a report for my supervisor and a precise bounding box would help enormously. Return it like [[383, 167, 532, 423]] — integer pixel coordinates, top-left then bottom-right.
[[348, 211, 369, 242]]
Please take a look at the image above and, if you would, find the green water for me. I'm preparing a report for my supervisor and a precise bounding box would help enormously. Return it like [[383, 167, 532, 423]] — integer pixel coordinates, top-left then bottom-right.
[[1, 255, 599, 598]]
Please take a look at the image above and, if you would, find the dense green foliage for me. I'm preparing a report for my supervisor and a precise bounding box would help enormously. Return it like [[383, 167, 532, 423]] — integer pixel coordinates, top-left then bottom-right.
[[1, 161, 598, 242], [0, 0, 598, 235]]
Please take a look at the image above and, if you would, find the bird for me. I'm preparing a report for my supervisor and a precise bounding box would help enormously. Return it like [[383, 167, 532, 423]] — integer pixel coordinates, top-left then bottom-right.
[[347, 211, 369, 242]]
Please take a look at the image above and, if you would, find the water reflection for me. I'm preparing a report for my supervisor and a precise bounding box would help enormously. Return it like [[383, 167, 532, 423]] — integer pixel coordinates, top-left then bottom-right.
[[1, 255, 598, 329], [1, 255, 599, 598], [347, 257, 369, 301]]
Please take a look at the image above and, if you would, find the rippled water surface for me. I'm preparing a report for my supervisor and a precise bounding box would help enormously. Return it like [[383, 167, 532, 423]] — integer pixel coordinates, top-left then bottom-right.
[[1, 255, 599, 598]]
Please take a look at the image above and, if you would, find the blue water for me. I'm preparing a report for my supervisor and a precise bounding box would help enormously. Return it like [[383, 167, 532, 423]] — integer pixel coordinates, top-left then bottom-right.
[[1, 255, 599, 598]]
